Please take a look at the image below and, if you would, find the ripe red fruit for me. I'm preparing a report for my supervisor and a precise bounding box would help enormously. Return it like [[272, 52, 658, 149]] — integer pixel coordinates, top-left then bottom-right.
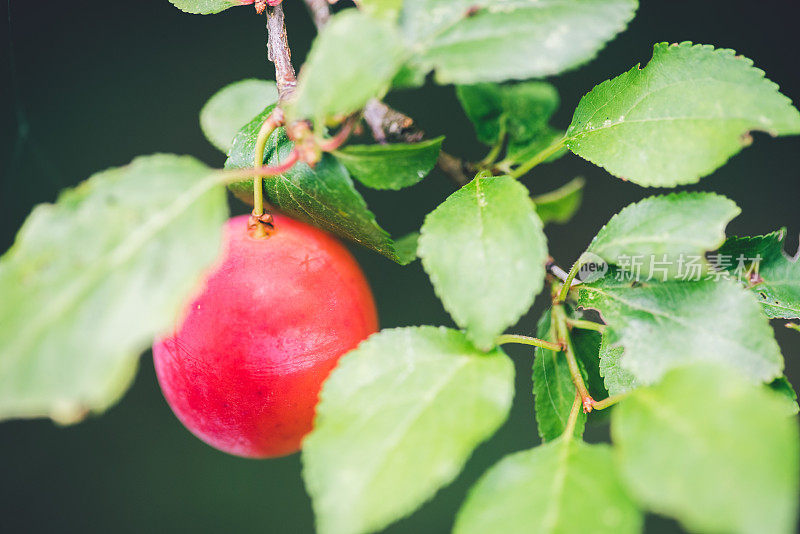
[[153, 214, 378, 458]]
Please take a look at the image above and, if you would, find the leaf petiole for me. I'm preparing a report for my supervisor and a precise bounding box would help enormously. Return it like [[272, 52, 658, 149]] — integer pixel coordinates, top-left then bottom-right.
[[590, 393, 628, 411], [562, 393, 582, 440], [219, 150, 300, 185], [565, 318, 606, 333], [555, 253, 590, 304], [496, 334, 563, 352], [478, 117, 507, 169], [507, 136, 566, 179]]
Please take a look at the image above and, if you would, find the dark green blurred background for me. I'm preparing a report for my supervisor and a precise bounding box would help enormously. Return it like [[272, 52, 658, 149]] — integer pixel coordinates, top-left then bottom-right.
[[2, 1, 799, 532]]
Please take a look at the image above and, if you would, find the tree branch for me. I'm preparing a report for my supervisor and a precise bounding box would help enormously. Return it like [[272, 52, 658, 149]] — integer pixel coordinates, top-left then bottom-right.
[[294, 0, 470, 186], [436, 151, 470, 186], [303, 0, 332, 30], [361, 100, 470, 186], [266, 4, 297, 102], [363, 99, 423, 144]]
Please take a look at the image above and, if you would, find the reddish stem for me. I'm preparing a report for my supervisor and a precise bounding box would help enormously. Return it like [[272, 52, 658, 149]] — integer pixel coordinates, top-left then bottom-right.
[[318, 118, 357, 152]]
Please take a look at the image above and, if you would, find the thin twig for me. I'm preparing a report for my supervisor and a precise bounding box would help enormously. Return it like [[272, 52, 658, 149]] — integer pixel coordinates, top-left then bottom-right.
[[295, 0, 470, 187], [553, 303, 595, 413], [303, 0, 331, 29], [266, 4, 297, 102], [436, 151, 471, 186], [562, 393, 582, 439], [363, 99, 422, 144], [546, 258, 570, 283]]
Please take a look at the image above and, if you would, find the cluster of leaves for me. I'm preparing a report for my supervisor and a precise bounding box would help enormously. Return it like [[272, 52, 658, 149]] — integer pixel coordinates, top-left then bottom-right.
[[3, 1, 800, 533]]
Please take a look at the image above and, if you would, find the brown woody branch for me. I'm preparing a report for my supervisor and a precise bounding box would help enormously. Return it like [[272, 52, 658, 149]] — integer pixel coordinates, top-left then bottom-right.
[[266, 4, 297, 101], [363, 100, 423, 144], [303, 0, 332, 30], [295, 0, 471, 186]]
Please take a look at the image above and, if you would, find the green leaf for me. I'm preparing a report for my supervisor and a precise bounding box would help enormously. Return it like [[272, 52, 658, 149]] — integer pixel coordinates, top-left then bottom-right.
[[0, 155, 227, 423], [566, 42, 800, 186], [770, 376, 800, 416], [226, 106, 413, 264], [168, 0, 250, 14], [718, 228, 800, 318], [394, 232, 420, 263], [532, 177, 585, 225], [391, 63, 427, 89], [333, 136, 443, 190], [199, 79, 278, 153], [455, 439, 643, 534], [578, 276, 784, 390], [457, 82, 567, 166], [613, 364, 799, 534], [456, 82, 559, 145], [598, 329, 639, 396], [533, 310, 584, 441], [587, 192, 740, 279], [506, 129, 567, 166], [303, 326, 514, 534], [287, 10, 405, 123], [532, 309, 603, 441], [401, 0, 638, 84], [418, 175, 548, 349], [359, 0, 403, 20]]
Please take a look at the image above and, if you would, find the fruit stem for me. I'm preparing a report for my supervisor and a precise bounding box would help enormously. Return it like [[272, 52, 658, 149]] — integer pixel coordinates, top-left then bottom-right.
[[252, 110, 285, 217], [496, 334, 563, 352]]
